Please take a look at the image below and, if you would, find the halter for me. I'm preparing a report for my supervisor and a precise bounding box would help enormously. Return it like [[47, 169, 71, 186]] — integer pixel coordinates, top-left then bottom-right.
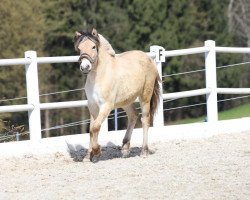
[[79, 52, 97, 64], [78, 35, 99, 64]]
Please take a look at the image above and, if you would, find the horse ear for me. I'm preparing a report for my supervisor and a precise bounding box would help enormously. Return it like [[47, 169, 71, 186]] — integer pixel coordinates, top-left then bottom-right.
[[92, 28, 98, 37], [74, 32, 82, 51], [75, 31, 82, 38]]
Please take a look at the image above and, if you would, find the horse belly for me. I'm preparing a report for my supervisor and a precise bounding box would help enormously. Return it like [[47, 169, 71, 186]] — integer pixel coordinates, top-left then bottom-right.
[[114, 82, 142, 107]]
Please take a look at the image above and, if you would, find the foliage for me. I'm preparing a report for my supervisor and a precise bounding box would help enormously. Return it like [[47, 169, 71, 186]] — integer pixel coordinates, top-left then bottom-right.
[[171, 100, 250, 125], [0, 0, 46, 133], [0, 0, 248, 137], [0, 119, 27, 142]]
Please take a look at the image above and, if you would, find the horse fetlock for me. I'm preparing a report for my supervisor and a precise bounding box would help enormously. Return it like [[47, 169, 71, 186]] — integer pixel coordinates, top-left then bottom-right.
[[141, 145, 149, 157], [122, 139, 130, 146], [121, 142, 130, 158], [92, 144, 101, 157]]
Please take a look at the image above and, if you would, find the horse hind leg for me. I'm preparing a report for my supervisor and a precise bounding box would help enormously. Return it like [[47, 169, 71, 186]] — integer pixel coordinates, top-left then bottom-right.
[[140, 100, 151, 156], [121, 104, 138, 157]]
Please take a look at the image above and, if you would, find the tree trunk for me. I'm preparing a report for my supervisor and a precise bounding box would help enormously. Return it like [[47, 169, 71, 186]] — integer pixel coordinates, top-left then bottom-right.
[[60, 117, 64, 136]]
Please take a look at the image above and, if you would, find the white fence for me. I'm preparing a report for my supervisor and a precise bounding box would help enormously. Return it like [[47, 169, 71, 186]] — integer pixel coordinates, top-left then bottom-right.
[[0, 40, 250, 145]]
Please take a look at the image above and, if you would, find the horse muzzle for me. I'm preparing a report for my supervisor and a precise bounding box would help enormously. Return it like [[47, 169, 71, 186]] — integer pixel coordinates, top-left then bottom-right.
[[80, 58, 92, 74]]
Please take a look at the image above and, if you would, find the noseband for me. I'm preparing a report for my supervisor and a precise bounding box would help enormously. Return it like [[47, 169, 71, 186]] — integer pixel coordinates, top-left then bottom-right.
[[79, 53, 96, 64], [78, 36, 99, 64]]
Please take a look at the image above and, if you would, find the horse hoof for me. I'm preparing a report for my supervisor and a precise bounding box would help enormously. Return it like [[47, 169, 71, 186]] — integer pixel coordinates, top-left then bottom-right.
[[90, 156, 99, 163], [140, 149, 149, 157], [90, 148, 101, 163], [121, 149, 130, 158], [83, 157, 91, 162]]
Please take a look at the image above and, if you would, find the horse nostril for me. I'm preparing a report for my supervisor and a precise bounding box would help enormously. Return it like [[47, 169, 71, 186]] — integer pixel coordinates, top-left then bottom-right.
[[80, 59, 92, 73], [86, 64, 90, 70]]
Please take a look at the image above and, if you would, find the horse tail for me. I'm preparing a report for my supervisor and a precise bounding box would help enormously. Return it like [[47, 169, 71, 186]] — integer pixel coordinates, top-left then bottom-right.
[[150, 73, 161, 124]]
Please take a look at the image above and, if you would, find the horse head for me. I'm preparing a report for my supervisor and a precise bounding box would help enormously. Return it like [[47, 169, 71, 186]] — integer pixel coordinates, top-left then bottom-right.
[[74, 28, 100, 73], [74, 28, 116, 73]]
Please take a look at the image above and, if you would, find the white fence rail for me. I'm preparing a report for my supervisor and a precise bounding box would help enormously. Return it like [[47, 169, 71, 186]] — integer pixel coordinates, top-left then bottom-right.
[[0, 40, 250, 143]]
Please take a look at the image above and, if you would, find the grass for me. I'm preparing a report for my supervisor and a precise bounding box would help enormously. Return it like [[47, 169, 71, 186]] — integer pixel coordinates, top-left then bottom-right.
[[171, 102, 250, 125]]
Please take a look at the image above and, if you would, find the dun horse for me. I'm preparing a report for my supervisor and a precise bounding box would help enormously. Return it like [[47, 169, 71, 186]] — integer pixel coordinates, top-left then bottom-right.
[[74, 28, 161, 162]]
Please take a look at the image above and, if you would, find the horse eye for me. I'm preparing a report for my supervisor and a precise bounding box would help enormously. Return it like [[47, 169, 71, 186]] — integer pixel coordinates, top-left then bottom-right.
[[92, 46, 96, 50]]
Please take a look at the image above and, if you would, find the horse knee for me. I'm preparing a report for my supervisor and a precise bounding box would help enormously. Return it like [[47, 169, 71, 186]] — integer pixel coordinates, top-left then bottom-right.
[[91, 122, 101, 133]]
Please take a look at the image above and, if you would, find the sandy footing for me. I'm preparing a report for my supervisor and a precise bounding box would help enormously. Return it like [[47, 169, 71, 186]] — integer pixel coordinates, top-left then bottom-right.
[[0, 132, 249, 200]]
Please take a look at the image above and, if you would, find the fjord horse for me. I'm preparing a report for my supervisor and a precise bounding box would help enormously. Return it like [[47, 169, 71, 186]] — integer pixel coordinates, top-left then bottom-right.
[[74, 28, 160, 161]]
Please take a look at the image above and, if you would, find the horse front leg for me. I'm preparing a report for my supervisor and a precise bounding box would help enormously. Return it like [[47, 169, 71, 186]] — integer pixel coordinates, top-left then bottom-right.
[[83, 114, 94, 162], [89, 104, 112, 162]]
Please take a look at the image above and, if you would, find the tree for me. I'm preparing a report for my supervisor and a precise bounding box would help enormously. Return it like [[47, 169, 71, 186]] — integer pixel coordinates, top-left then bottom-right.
[[42, 0, 91, 136], [228, 0, 250, 88], [1, 0, 248, 136], [228, 0, 250, 46], [0, 0, 46, 134]]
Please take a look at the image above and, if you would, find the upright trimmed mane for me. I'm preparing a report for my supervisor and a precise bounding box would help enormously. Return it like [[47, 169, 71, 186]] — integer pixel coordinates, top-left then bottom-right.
[[98, 34, 115, 56]]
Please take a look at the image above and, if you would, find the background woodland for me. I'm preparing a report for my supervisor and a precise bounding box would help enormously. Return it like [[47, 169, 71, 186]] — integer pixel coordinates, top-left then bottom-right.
[[0, 0, 249, 140]]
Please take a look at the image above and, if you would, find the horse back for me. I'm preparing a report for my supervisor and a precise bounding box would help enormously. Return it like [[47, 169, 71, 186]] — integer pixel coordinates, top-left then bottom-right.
[[115, 50, 157, 74], [112, 50, 159, 107]]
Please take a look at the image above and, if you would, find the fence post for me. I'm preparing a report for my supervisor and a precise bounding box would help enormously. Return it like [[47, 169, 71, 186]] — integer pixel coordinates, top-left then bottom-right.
[[25, 51, 42, 141], [205, 40, 218, 123], [150, 46, 165, 127], [114, 108, 118, 131]]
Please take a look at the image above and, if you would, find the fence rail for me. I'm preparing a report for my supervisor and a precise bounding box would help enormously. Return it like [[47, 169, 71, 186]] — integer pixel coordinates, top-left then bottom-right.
[[39, 100, 88, 110], [164, 46, 209, 57], [162, 88, 212, 100], [217, 88, 250, 94], [215, 47, 250, 53], [0, 104, 34, 113], [0, 58, 31, 66], [0, 40, 250, 143]]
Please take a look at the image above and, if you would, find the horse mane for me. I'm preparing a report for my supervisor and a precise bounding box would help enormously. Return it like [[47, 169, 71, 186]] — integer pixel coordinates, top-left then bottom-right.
[[98, 34, 115, 57]]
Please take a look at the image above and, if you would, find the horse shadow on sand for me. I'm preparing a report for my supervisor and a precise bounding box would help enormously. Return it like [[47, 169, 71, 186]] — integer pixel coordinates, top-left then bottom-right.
[[66, 142, 154, 162]]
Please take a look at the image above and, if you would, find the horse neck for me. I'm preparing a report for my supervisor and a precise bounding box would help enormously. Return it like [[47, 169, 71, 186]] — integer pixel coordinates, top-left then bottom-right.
[[90, 46, 113, 77]]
